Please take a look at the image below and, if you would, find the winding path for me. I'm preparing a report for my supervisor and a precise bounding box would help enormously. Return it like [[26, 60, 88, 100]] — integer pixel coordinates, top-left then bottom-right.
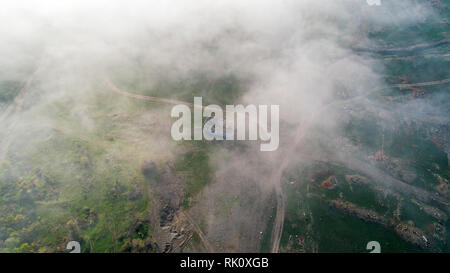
[[353, 39, 450, 55]]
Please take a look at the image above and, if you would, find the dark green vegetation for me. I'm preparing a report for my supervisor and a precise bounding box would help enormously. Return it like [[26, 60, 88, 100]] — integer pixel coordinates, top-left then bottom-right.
[[279, 0, 449, 253], [281, 163, 436, 253], [176, 144, 212, 209]]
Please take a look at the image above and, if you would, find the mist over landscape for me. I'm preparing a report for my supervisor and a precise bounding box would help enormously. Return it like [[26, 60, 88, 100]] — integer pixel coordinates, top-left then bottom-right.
[[0, 0, 448, 253]]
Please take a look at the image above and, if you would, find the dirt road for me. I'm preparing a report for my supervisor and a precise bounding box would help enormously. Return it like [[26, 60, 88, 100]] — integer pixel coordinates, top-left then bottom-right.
[[270, 181, 285, 253], [269, 116, 311, 253], [106, 79, 200, 109]]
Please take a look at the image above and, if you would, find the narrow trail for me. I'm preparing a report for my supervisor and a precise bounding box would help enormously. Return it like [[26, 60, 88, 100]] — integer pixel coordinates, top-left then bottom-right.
[[269, 171, 286, 253], [382, 53, 450, 61], [0, 75, 35, 163], [106, 79, 200, 109], [392, 78, 450, 89], [353, 39, 450, 55], [181, 211, 215, 252]]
